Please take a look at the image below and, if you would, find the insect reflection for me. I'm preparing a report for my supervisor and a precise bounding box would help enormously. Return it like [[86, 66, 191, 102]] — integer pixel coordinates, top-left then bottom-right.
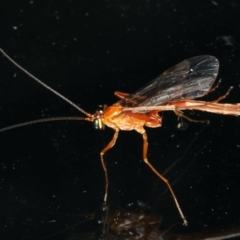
[[1, 50, 240, 226], [102, 201, 165, 240], [100, 202, 240, 240]]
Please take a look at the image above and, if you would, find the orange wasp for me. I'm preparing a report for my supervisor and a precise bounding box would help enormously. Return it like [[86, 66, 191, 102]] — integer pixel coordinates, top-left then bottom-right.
[[1, 49, 240, 226]]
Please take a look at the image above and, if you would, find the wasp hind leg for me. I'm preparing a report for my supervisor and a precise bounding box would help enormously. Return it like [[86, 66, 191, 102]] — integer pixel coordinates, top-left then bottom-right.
[[210, 86, 233, 103], [199, 79, 221, 98]]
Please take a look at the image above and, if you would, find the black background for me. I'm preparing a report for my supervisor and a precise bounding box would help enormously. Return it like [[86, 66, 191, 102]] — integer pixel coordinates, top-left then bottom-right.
[[0, 0, 240, 239]]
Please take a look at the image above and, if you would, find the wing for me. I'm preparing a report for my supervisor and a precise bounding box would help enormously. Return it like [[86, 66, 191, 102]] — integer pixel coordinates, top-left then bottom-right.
[[117, 55, 219, 111]]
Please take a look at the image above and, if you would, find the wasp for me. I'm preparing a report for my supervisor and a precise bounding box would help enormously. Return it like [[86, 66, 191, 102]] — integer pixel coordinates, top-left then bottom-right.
[[1, 49, 240, 226]]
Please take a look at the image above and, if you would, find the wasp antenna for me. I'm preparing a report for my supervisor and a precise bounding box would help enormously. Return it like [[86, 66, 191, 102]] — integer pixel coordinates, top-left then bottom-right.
[[0, 49, 91, 117], [0, 117, 91, 133]]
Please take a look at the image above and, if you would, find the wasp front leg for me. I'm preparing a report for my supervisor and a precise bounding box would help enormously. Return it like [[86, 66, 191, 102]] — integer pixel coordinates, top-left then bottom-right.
[[100, 129, 119, 209]]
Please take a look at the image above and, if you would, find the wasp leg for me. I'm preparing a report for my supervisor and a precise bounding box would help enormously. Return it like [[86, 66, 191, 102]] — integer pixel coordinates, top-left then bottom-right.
[[100, 130, 119, 209], [140, 130, 188, 226], [174, 110, 206, 123], [197, 79, 221, 98], [114, 91, 130, 99], [210, 86, 233, 103]]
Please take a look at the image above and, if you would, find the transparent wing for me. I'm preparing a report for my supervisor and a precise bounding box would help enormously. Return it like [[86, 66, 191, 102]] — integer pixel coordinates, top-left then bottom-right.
[[117, 56, 219, 110]]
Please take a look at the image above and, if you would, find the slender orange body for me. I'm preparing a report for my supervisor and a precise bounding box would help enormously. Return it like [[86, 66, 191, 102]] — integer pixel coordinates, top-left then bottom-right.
[[102, 104, 162, 133]]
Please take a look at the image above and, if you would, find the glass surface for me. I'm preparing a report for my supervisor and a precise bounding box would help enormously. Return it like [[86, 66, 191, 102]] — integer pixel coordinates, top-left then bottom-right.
[[0, 1, 240, 239]]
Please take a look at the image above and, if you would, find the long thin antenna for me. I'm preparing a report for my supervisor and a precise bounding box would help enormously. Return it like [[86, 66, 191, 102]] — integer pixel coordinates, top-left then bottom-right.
[[0, 117, 91, 133], [0, 49, 91, 117]]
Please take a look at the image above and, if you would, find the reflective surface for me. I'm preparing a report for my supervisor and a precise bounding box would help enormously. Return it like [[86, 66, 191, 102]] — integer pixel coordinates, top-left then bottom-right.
[[1, 1, 240, 239]]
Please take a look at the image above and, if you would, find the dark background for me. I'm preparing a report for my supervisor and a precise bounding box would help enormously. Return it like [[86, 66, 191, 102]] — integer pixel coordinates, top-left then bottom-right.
[[0, 0, 240, 239]]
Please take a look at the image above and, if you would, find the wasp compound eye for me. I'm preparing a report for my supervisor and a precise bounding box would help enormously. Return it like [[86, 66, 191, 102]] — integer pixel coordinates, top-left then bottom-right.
[[93, 118, 104, 130]]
